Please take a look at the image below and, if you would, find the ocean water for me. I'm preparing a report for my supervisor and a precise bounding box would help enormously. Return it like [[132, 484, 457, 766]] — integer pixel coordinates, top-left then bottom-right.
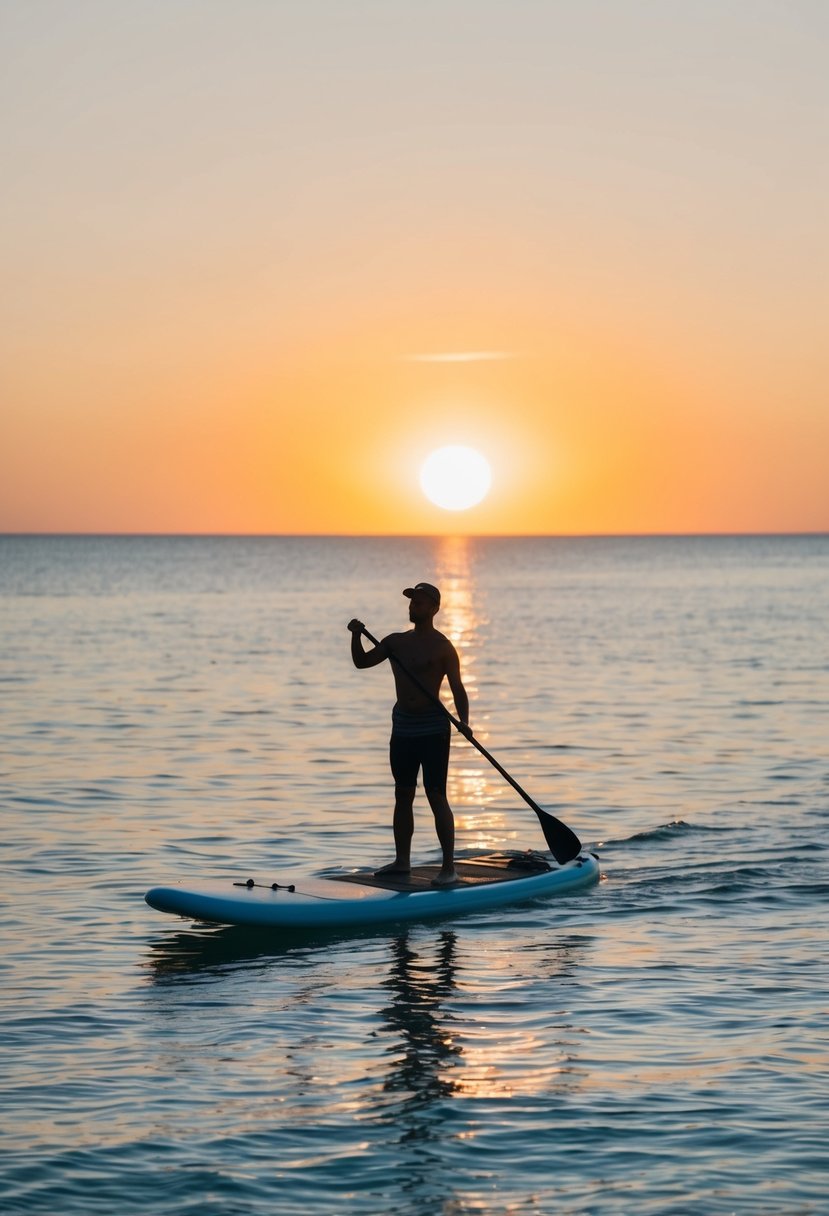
[[1, 533, 827, 1215]]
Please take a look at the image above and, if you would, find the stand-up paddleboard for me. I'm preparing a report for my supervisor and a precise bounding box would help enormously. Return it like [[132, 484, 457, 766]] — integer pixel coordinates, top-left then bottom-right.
[[145, 850, 599, 929]]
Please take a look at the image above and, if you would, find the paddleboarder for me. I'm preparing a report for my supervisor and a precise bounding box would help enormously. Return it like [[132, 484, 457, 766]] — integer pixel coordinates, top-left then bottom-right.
[[348, 582, 472, 886]]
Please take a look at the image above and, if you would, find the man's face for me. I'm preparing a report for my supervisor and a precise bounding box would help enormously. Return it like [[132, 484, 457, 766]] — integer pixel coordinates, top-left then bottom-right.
[[408, 592, 437, 623]]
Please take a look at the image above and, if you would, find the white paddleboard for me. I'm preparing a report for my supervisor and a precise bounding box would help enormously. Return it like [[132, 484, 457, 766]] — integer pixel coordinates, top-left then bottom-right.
[[145, 851, 600, 929]]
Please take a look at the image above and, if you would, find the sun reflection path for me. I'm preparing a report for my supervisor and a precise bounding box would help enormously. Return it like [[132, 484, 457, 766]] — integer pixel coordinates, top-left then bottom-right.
[[433, 537, 502, 837]]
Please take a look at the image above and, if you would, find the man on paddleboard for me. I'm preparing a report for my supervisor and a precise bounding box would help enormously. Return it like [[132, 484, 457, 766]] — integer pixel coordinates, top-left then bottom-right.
[[348, 582, 472, 887]]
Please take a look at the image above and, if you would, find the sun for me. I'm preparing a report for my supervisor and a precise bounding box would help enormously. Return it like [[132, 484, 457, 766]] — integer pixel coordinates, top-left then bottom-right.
[[419, 445, 492, 511]]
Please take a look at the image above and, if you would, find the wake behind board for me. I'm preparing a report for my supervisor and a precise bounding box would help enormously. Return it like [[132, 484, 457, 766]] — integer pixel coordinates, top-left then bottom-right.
[[145, 850, 600, 929]]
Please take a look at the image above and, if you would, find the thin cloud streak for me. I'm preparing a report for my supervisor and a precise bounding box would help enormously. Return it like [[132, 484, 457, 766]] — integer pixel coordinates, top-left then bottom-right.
[[404, 351, 516, 364]]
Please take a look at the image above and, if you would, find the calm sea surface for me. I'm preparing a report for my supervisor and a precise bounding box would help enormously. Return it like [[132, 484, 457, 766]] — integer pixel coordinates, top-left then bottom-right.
[[1, 534, 827, 1215]]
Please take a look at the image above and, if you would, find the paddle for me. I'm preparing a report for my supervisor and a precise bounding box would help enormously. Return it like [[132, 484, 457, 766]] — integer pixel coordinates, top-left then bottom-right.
[[357, 625, 583, 864]]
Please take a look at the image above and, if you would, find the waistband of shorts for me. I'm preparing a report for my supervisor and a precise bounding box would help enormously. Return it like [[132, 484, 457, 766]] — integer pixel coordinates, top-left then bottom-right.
[[391, 704, 450, 737]]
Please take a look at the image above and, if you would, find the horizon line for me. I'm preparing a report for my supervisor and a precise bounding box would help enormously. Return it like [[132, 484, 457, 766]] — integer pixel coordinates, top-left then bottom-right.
[[2, 530, 827, 540]]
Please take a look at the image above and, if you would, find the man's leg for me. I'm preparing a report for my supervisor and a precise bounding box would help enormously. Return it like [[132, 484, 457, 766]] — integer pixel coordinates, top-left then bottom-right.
[[375, 785, 415, 875], [424, 786, 457, 884], [391, 784, 416, 867], [421, 731, 456, 883], [377, 731, 419, 876]]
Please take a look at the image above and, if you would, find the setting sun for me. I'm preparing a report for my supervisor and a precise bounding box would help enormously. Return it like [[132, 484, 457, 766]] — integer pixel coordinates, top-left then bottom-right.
[[419, 446, 493, 511]]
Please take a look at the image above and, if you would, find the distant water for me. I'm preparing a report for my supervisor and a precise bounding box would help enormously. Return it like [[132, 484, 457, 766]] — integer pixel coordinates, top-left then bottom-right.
[[1, 534, 827, 1215]]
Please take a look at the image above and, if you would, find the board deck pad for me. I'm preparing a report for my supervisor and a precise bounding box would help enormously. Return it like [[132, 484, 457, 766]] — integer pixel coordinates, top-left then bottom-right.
[[334, 853, 552, 893]]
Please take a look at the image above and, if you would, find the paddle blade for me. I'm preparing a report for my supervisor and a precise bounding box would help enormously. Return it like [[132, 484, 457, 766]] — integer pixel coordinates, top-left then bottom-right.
[[536, 808, 582, 865]]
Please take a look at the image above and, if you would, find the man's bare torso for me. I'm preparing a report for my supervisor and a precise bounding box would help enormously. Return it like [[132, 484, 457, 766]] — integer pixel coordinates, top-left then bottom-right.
[[384, 628, 454, 712]]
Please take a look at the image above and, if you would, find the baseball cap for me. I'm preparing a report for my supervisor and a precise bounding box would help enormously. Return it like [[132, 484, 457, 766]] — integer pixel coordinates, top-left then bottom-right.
[[403, 582, 441, 606]]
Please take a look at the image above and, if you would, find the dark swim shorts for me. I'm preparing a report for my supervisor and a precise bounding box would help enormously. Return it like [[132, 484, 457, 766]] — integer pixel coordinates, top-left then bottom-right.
[[389, 706, 450, 792]]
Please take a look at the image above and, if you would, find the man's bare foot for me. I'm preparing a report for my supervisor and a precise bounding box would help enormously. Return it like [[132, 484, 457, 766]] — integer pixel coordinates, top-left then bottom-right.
[[374, 861, 411, 876], [431, 867, 459, 887]]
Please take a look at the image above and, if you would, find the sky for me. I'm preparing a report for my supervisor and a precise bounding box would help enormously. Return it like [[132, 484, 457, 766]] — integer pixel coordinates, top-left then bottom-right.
[[2, 0, 827, 535]]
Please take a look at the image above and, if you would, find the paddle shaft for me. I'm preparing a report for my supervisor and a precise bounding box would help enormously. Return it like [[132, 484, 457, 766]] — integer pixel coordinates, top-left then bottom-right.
[[358, 624, 582, 862]]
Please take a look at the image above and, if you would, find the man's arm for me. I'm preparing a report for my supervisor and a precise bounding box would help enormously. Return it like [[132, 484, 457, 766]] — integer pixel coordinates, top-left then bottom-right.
[[348, 619, 391, 669], [445, 642, 472, 735]]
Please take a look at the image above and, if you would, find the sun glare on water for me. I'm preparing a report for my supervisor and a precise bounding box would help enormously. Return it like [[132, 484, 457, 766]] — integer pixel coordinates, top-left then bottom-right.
[[419, 446, 492, 511]]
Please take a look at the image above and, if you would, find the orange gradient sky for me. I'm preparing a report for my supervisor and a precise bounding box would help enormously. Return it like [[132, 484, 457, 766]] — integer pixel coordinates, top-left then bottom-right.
[[2, 2, 827, 535]]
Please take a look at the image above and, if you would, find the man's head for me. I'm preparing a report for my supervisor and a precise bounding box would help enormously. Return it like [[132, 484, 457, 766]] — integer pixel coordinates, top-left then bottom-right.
[[403, 582, 441, 622]]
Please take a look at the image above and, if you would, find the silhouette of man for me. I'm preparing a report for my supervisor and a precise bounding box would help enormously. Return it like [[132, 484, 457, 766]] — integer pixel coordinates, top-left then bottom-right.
[[348, 582, 471, 886]]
